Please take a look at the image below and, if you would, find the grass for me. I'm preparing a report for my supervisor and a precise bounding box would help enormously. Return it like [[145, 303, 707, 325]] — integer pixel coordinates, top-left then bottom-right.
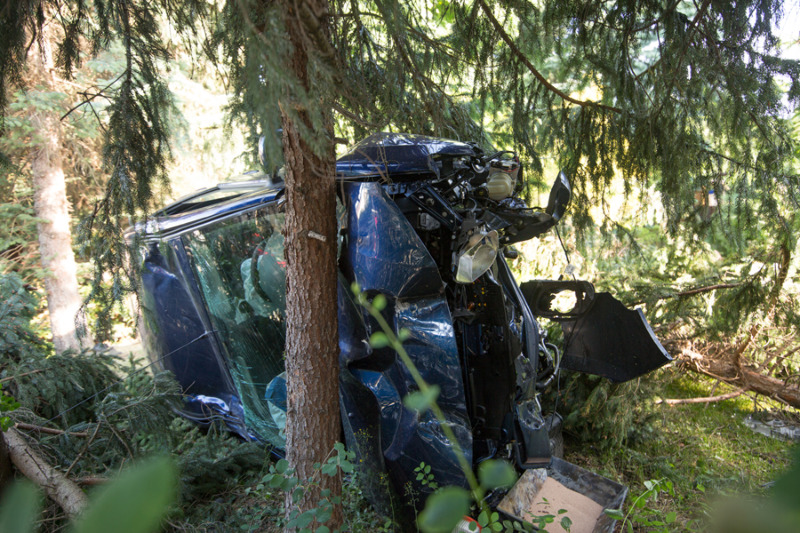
[[562, 366, 797, 531]]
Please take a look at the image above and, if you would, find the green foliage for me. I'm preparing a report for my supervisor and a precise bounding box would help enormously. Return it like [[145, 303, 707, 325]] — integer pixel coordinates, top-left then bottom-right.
[[0, 481, 42, 533], [72, 456, 178, 533], [548, 373, 658, 451], [417, 486, 471, 533], [0, 272, 47, 361], [605, 478, 677, 533], [0, 458, 177, 533], [253, 442, 386, 532], [415, 462, 439, 491], [0, 383, 20, 431], [477, 459, 517, 491]]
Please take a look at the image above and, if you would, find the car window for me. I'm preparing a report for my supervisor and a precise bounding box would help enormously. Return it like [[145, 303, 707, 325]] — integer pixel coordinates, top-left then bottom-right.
[[183, 206, 287, 447]]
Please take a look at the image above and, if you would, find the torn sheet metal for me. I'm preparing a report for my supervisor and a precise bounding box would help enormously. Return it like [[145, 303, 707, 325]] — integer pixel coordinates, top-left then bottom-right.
[[337, 132, 476, 180], [340, 181, 472, 492]]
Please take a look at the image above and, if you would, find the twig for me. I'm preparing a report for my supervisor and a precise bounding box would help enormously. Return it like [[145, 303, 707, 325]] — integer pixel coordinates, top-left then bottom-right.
[[630, 282, 741, 306], [0, 370, 44, 383], [75, 476, 108, 486], [656, 388, 746, 405], [704, 379, 720, 409], [65, 422, 102, 477], [14, 422, 89, 438]]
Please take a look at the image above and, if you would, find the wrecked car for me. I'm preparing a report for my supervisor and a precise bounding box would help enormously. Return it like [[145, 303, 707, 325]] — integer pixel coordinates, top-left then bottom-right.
[[134, 133, 671, 530]]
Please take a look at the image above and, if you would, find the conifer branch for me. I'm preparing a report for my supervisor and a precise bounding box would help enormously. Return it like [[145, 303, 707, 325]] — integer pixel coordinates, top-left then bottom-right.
[[477, 0, 622, 114], [636, 0, 712, 82]]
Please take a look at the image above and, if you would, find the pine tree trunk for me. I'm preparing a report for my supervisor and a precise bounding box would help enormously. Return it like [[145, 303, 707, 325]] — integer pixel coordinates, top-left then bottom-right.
[[279, 0, 342, 528], [30, 30, 89, 353]]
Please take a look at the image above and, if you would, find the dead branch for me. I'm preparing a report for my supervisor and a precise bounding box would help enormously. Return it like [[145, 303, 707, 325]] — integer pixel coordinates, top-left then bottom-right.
[[672, 341, 800, 409], [75, 476, 108, 486], [656, 388, 745, 405], [0, 370, 44, 383], [630, 282, 741, 306], [3, 428, 88, 518], [14, 422, 89, 438]]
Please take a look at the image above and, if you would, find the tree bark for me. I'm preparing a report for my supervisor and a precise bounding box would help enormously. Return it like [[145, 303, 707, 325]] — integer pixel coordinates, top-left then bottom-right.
[[278, 0, 342, 528], [675, 344, 800, 408], [30, 28, 90, 353], [4, 428, 88, 518]]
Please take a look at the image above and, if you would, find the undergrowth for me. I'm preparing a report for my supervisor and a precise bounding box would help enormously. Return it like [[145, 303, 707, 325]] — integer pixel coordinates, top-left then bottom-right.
[[553, 365, 796, 531]]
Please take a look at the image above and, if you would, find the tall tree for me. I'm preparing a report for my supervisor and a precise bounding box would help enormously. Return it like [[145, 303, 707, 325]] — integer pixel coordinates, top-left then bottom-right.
[[27, 18, 88, 352], [278, 0, 342, 523]]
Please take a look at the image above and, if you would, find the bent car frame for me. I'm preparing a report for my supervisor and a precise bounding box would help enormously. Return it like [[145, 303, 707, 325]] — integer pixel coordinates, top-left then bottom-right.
[[133, 133, 671, 531]]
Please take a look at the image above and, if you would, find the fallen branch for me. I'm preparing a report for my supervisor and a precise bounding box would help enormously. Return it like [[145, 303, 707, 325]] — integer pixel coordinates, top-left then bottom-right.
[[656, 388, 746, 405], [14, 422, 90, 438], [0, 370, 44, 383], [675, 346, 800, 409], [3, 428, 88, 518]]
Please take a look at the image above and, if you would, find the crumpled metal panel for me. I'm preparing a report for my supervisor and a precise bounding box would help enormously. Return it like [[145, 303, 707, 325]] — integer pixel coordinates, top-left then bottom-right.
[[337, 132, 476, 179], [340, 181, 472, 492]]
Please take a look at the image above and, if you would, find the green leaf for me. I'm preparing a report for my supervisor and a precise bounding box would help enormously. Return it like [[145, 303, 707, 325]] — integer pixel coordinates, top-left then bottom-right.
[[275, 458, 290, 474], [603, 509, 625, 520], [478, 459, 517, 490], [0, 480, 41, 533], [417, 487, 471, 533], [372, 293, 387, 311], [560, 515, 572, 532], [665, 511, 677, 523], [403, 386, 440, 412], [73, 456, 177, 533], [369, 332, 391, 349]]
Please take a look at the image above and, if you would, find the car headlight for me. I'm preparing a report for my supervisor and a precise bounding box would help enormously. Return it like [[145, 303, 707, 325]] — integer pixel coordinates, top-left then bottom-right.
[[455, 229, 499, 283]]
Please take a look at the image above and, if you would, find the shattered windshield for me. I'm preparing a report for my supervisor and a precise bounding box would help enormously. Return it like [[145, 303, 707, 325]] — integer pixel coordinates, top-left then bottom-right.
[[183, 206, 287, 447]]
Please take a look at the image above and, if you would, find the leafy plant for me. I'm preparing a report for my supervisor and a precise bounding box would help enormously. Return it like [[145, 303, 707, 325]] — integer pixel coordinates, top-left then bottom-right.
[[604, 478, 677, 533], [0, 383, 19, 431]]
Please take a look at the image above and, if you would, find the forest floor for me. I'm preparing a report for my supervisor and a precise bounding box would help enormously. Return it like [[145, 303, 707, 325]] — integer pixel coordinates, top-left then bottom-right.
[[563, 365, 798, 532]]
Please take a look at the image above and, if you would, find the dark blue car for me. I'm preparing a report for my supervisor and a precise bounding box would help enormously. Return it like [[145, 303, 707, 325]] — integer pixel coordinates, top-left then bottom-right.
[[134, 133, 670, 524]]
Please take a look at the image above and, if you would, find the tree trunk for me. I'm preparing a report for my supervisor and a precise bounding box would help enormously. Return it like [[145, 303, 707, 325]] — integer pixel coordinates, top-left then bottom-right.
[[278, 0, 341, 528], [30, 29, 89, 353], [4, 428, 88, 517]]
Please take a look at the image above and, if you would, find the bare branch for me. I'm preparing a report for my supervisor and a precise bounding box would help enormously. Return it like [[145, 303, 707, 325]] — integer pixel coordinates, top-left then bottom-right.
[[656, 388, 746, 405]]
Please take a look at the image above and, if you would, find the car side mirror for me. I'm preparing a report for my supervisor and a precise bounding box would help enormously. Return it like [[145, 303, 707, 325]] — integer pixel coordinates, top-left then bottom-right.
[[546, 171, 571, 221]]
